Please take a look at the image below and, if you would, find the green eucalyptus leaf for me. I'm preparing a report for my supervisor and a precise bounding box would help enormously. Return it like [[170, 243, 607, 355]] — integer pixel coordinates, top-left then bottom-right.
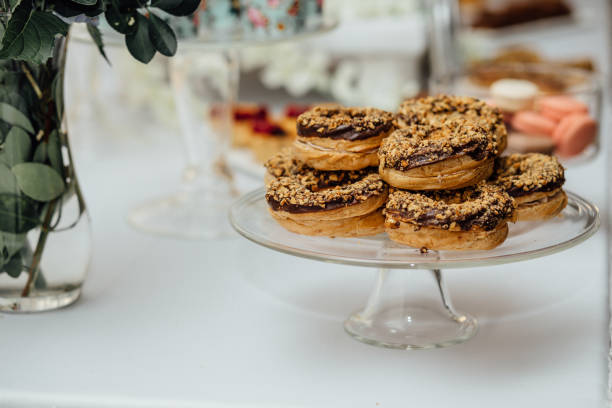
[[0, 0, 33, 59], [52, 69, 64, 119], [0, 163, 18, 193], [53, 0, 105, 17], [4, 251, 23, 277], [8, 0, 20, 12], [116, 0, 141, 7], [33, 140, 47, 163], [0, 89, 29, 118], [0, 193, 41, 233], [148, 13, 177, 57], [162, 0, 200, 16], [69, 0, 97, 5], [16, 19, 42, 61], [125, 13, 156, 64], [0, 127, 32, 167], [105, 0, 138, 35], [0, 88, 33, 130], [0, 103, 34, 134], [86, 23, 110, 64], [29, 12, 69, 63], [0, 6, 69, 64], [0, 230, 27, 263], [150, 0, 183, 11], [47, 131, 63, 176], [12, 163, 64, 202]]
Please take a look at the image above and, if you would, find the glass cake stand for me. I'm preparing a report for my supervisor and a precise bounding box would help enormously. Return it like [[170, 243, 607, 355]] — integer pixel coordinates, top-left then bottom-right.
[[229, 188, 599, 349]]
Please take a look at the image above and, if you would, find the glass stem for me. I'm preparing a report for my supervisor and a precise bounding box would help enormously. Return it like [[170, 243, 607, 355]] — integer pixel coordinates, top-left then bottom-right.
[[431, 269, 466, 322], [359, 268, 389, 320], [213, 49, 239, 194], [170, 55, 204, 189], [169, 48, 240, 194]]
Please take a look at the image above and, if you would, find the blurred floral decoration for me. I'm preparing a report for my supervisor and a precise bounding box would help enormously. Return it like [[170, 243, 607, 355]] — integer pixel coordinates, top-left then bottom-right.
[[239, 0, 422, 109]]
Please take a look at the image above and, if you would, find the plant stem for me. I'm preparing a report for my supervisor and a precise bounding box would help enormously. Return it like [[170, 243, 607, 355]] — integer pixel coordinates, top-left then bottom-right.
[[21, 199, 57, 297], [21, 63, 43, 100]]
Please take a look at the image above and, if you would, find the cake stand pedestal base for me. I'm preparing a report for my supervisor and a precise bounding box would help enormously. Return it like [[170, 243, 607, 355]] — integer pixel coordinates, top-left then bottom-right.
[[344, 269, 477, 349], [128, 189, 235, 240], [230, 188, 599, 349]]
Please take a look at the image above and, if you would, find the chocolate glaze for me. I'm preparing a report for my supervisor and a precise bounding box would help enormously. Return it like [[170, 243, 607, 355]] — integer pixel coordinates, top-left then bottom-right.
[[385, 185, 515, 231], [267, 194, 368, 214], [506, 178, 565, 197], [387, 139, 490, 171], [491, 153, 566, 198], [297, 121, 393, 141], [386, 204, 507, 231], [266, 165, 387, 214]]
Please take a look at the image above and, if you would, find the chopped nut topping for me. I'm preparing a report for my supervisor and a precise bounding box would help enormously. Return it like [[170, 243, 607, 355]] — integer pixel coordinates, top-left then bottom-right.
[[491, 153, 565, 197], [396, 95, 506, 154], [384, 182, 516, 231], [297, 105, 394, 141], [265, 151, 387, 213], [379, 121, 494, 170], [265, 150, 376, 188]]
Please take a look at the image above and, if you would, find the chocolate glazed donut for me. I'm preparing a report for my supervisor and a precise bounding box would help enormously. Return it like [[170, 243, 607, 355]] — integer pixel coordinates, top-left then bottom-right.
[[378, 120, 497, 190], [265, 152, 388, 237], [397, 95, 507, 154], [293, 105, 395, 171], [384, 183, 516, 250], [490, 153, 567, 221]]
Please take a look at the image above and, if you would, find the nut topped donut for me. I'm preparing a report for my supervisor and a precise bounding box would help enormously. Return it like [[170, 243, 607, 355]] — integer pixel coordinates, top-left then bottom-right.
[[293, 105, 395, 171], [265, 154, 388, 237], [397, 95, 507, 154], [378, 120, 497, 190], [384, 183, 516, 250], [264, 150, 377, 186], [491, 153, 567, 221]]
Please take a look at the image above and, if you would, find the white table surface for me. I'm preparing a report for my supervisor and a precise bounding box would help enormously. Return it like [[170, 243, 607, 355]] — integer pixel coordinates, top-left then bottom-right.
[[0, 100, 608, 408], [1, 15, 611, 408]]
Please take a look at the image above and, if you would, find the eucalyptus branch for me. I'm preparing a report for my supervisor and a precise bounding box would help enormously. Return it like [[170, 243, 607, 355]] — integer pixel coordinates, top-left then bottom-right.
[[21, 62, 43, 99], [21, 198, 58, 297]]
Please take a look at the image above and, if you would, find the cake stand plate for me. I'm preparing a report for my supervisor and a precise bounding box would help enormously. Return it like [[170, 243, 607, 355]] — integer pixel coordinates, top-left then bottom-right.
[[229, 188, 599, 349]]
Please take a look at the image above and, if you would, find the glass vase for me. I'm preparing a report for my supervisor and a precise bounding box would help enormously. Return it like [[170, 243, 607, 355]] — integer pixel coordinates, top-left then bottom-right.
[[0, 33, 91, 312]]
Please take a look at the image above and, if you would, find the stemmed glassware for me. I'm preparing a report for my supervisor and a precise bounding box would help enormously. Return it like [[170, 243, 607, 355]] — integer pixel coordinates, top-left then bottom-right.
[[128, 48, 240, 239]]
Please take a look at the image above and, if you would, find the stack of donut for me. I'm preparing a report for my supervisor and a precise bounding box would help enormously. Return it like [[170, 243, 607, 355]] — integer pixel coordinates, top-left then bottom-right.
[[264, 95, 568, 250], [265, 105, 393, 237]]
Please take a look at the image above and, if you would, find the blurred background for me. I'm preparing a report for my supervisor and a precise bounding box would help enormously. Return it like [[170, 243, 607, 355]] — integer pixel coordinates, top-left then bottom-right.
[[65, 0, 609, 182], [10, 0, 608, 405]]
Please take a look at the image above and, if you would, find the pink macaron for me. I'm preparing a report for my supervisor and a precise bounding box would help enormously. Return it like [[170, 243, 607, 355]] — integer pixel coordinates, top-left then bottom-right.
[[553, 113, 597, 157], [510, 111, 556, 137], [537, 95, 589, 122]]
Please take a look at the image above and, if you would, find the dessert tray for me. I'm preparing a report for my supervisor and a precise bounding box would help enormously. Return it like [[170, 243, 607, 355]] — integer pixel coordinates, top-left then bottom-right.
[[230, 188, 599, 349]]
